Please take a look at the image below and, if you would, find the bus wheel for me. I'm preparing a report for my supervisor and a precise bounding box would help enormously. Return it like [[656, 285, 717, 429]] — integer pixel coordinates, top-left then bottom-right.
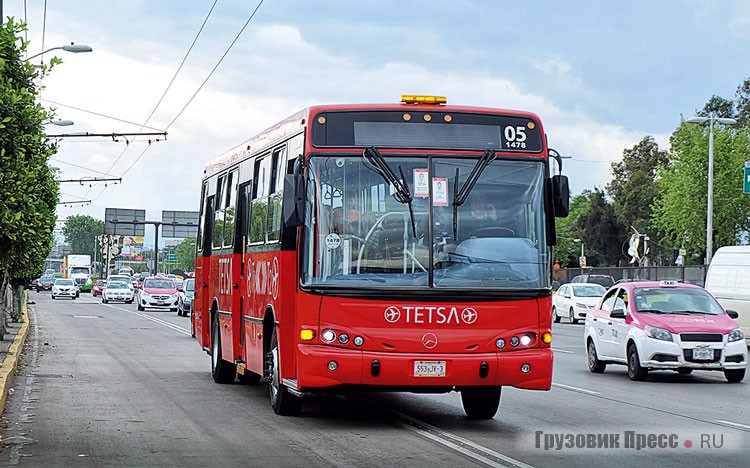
[[211, 314, 236, 384], [267, 327, 303, 415], [460, 387, 501, 419]]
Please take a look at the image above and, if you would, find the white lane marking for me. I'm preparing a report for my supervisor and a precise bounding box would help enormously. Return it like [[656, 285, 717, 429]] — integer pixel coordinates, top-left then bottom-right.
[[551, 383, 600, 395], [103, 304, 191, 336], [551, 348, 574, 354], [386, 407, 535, 468], [716, 420, 750, 430]]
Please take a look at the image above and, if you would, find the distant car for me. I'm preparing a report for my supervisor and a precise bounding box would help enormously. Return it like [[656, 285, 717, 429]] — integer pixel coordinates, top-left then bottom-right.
[[107, 275, 135, 291], [585, 280, 747, 382], [51, 278, 79, 300], [91, 279, 107, 297], [138, 277, 179, 312], [570, 274, 615, 288], [36, 275, 55, 292], [102, 281, 134, 304], [552, 283, 607, 323], [45, 269, 56, 276], [178, 278, 195, 317]]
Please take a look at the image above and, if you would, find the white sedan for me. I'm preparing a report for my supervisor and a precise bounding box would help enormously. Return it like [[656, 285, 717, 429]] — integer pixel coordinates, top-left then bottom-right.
[[552, 283, 607, 324], [102, 281, 134, 304], [51, 278, 79, 300]]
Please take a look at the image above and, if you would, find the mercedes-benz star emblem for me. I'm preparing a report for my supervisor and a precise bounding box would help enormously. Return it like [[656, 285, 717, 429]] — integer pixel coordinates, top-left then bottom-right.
[[422, 333, 438, 349]]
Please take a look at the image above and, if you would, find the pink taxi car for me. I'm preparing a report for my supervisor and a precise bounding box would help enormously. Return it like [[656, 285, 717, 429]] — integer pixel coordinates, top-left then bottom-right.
[[137, 276, 179, 312], [585, 280, 747, 382]]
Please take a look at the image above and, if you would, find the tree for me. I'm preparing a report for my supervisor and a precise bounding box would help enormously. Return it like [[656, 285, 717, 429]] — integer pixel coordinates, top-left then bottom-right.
[[606, 136, 672, 264], [575, 189, 627, 266], [736, 78, 750, 127], [607, 137, 669, 232], [62, 215, 104, 255], [652, 120, 750, 263], [0, 19, 60, 331], [175, 238, 197, 271], [554, 192, 591, 267]]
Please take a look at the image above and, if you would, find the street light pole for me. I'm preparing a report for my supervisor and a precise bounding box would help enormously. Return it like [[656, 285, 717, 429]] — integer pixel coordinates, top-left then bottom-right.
[[24, 43, 93, 61], [573, 238, 585, 266], [686, 115, 737, 265]]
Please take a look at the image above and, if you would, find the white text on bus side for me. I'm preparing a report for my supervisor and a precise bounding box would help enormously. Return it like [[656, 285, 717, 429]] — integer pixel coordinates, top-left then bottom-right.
[[219, 258, 232, 295]]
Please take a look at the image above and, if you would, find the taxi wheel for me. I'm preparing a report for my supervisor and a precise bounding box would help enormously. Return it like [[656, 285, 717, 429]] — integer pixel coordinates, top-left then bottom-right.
[[569, 308, 578, 324], [552, 307, 560, 323], [587, 340, 606, 373], [627, 344, 648, 381], [461, 387, 501, 419], [724, 369, 745, 383]]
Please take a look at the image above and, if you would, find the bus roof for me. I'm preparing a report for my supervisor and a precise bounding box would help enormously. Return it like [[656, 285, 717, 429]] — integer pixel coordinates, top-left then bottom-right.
[[203, 101, 545, 179]]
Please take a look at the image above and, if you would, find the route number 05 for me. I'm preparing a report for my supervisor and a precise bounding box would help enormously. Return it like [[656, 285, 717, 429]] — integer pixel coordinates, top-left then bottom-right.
[[504, 125, 527, 149]]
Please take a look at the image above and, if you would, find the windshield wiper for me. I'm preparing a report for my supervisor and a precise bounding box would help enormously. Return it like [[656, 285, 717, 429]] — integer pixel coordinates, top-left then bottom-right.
[[451, 149, 496, 240], [362, 147, 417, 237]]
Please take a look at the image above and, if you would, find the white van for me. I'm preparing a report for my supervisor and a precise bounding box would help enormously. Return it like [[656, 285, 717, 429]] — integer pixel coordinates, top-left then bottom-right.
[[705, 246, 750, 345]]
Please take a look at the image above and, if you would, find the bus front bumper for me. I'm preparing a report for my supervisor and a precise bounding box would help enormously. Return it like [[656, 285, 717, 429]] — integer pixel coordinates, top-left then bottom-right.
[[295, 345, 552, 391]]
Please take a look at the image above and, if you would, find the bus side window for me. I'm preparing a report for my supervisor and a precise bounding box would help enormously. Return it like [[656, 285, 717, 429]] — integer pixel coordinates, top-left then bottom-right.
[[250, 154, 272, 244], [268, 146, 287, 242], [213, 175, 226, 249], [223, 169, 238, 248]]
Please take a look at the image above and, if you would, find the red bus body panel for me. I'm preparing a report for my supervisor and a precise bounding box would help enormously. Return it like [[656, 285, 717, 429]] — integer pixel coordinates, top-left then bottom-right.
[[194, 100, 555, 401]]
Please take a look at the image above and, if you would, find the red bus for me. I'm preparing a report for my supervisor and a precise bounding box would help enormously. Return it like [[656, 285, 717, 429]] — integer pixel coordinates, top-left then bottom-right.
[[193, 95, 570, 418]]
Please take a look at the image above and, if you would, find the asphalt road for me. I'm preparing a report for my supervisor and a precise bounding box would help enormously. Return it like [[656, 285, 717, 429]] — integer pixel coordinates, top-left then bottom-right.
[[1, 291, 748, 467]]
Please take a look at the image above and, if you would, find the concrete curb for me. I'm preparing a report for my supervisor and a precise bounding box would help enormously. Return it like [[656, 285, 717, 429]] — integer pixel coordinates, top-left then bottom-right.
[[0, 293, 31, 415]]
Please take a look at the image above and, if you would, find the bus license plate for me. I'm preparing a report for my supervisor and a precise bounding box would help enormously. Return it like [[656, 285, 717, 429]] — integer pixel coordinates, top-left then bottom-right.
[[692, 348, 713, 360], [414, 361, 446, 377]]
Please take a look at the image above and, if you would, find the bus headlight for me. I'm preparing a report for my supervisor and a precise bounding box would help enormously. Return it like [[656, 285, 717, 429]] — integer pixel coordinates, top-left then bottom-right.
[[321, 329, 336, 343]]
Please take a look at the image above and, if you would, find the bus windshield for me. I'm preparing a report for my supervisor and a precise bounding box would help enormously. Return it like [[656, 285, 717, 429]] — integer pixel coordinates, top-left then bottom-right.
[[302, 154, 549, 290]]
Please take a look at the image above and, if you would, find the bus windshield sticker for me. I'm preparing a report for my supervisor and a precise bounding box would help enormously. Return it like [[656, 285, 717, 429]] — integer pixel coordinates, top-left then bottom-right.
[[413, 168, 429, 197], [325, 233, 341, 250], [432, 178, 448, 206]]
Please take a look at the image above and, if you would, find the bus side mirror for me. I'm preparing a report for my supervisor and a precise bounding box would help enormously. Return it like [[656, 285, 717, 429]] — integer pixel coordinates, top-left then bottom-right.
[[283, 174, 305, 227], [552, 175, 570, 218]]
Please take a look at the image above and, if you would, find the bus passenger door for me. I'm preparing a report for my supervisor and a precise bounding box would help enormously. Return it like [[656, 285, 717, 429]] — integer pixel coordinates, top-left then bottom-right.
[[195, 193, 214, 348]]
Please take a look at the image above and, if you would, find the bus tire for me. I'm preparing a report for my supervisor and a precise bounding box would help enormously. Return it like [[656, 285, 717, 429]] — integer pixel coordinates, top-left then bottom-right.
[[267, 327, 303, 415], [211, 314, 236, 384], [460, 387, 501, 419]]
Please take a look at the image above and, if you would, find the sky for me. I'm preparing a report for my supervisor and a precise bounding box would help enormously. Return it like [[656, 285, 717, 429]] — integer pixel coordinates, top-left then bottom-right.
[[4, 0, 750, 248]]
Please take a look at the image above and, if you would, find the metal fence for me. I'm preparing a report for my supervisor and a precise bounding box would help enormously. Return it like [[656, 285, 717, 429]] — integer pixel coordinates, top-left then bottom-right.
[[553, 265, 707, 287]]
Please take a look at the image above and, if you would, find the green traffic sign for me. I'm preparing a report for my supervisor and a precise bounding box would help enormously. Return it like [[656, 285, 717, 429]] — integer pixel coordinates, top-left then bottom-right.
[[744, 164, 750, 194]]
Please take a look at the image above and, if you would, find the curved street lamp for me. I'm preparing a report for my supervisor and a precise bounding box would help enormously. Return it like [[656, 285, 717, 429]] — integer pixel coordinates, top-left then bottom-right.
[[46, 120, 74, 126], [686, 115, 737, 265], [24, 43, 93, 61]]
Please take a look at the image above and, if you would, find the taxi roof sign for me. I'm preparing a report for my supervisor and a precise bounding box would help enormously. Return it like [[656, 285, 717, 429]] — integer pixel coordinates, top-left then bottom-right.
[[659, 280, 679, 287]]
